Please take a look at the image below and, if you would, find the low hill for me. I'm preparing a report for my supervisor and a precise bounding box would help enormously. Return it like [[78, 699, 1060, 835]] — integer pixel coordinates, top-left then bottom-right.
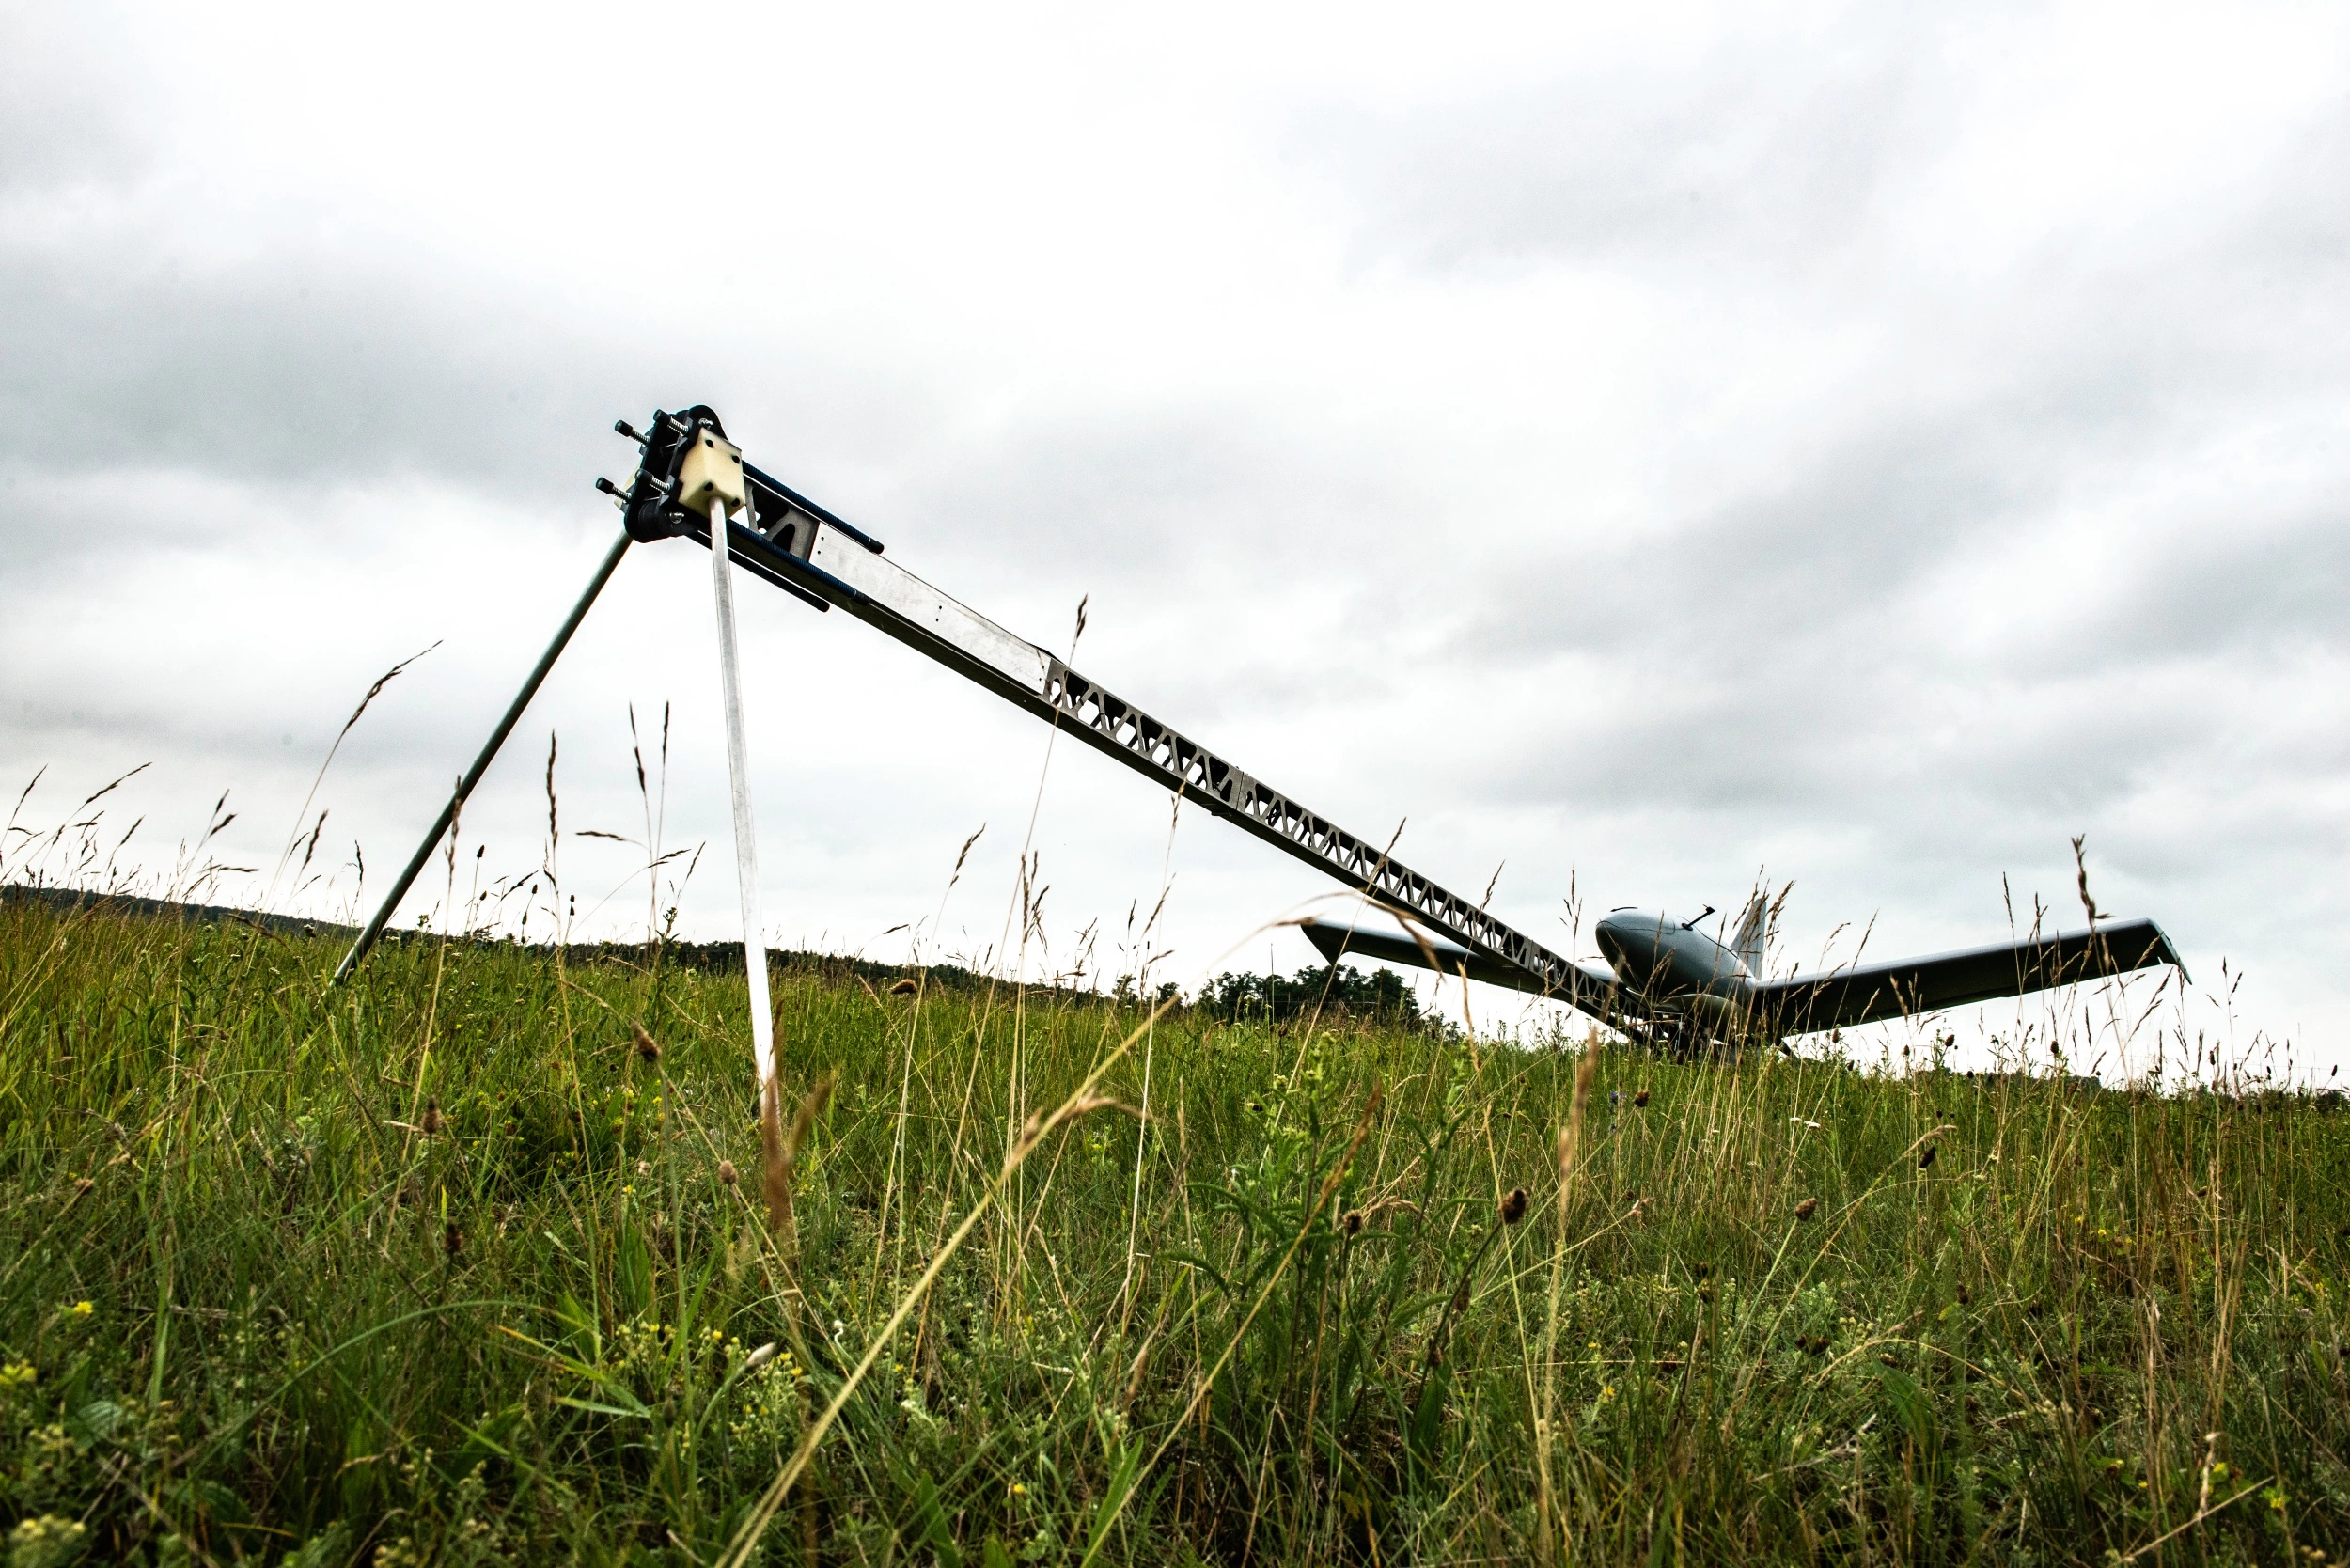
[[1, 892, 2344, 1563]]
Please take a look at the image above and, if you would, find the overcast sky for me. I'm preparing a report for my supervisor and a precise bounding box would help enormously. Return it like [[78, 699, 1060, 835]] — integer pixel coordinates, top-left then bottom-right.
[[5, 2, 2344, 1079]]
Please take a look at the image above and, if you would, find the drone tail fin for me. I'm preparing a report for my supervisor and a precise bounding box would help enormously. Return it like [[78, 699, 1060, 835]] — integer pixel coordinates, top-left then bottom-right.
[[1731, 890, 1769, 975]]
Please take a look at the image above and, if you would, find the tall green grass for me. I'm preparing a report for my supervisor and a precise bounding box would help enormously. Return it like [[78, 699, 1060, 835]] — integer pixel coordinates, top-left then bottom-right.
[[3, 895, 2346, 1565]]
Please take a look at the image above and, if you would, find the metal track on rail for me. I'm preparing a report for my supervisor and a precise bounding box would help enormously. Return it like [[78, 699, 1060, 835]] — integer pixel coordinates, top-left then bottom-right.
[[634, 427, 1637, 1027]]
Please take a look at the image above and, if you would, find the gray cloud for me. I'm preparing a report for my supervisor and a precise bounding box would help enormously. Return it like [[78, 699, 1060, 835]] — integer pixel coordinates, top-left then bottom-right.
[[1287, 12, 1944, 281], [889, 406, 1409, 574], [0, 7, 153, 196], [0, 243, 631, 498]]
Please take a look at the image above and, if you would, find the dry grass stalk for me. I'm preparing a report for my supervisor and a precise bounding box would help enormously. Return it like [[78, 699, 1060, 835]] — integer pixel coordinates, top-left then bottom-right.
[[759, 1076, 789, 1238], [767, 1074, 834, 1248]]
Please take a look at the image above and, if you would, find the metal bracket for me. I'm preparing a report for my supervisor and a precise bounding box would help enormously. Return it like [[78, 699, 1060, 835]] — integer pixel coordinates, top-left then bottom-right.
[[619, 405, 725, 542]]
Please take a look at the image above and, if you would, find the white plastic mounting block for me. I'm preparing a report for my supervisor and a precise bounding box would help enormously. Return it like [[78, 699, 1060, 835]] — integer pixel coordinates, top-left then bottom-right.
[[676, 431, 747, 519]]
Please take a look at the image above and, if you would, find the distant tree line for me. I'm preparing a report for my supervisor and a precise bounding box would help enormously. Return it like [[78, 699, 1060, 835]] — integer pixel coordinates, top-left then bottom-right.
[[1198, 963, 1422, 1025]]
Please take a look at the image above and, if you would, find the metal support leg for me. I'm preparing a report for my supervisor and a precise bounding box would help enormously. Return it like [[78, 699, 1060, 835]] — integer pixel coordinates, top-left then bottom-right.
[[708, 494, 779, 1111], [332, 529, 634, 983]]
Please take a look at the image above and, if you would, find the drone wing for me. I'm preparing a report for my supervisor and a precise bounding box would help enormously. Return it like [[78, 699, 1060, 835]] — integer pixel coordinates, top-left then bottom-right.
[[1301, 917, 1640, 1024], [1752, 918, 2186, 1036]]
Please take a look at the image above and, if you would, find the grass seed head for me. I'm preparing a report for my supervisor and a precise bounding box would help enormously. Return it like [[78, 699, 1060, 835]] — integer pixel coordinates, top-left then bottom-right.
[[420, 1099, 442, 1137], [718, 1159, 739, 1186], [1633, 1088, 1650, 1107], [1340, 1209, 1364, 1237], [787, 1076, 836, 1168], [1499, 1186, 1529, 1225], [632, 1021, 662, 1061]]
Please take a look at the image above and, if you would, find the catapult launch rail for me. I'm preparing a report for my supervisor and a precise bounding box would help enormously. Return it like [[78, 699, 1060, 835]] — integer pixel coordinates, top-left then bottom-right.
[[606, 406, 1634, 1025]]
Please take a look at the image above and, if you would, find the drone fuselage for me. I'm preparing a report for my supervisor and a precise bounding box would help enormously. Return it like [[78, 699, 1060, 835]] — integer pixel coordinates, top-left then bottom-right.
[[1594, 909, 1751, 1021]]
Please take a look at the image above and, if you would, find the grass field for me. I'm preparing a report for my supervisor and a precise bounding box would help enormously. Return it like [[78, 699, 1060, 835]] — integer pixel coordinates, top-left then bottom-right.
[[3, 891, 2348, 1565]]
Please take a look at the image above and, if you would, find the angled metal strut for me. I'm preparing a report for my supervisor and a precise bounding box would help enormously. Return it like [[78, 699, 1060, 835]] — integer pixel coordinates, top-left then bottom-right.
[[335, 530, 631, 983]]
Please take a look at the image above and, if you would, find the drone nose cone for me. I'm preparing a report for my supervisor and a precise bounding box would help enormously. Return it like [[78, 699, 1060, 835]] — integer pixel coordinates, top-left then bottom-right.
[[1594, 910, 1667, 979], [1596, 909, 1661, 942]]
